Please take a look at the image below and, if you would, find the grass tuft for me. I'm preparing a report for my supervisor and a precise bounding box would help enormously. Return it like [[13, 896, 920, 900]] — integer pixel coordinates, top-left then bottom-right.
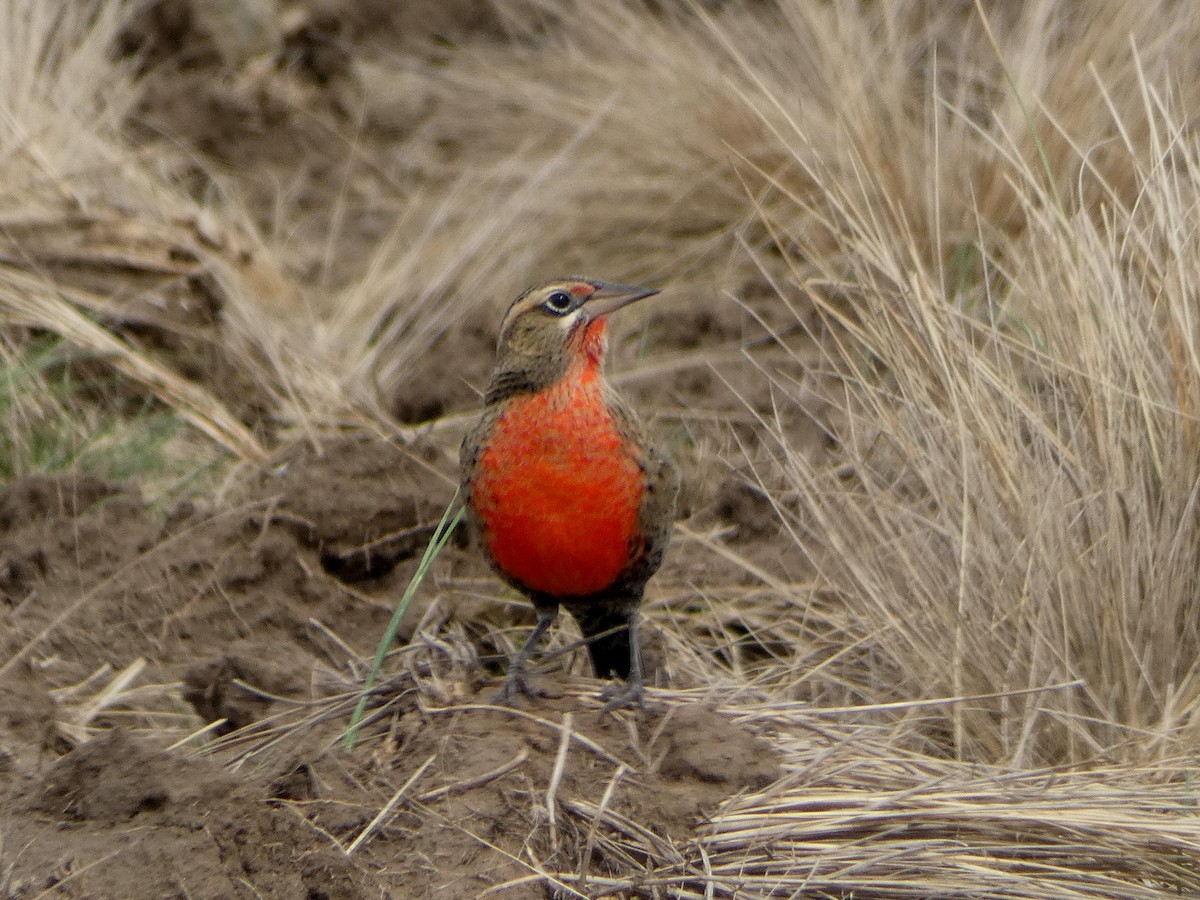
[[741, 24, 1200, 764]]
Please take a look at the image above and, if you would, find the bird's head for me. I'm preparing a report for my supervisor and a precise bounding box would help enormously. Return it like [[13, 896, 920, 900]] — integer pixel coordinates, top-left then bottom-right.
[[486, 277, 659, 402]]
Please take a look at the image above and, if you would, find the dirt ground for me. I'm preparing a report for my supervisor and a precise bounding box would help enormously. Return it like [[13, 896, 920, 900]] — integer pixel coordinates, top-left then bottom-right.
[[0, 3, 817, 897], [0, 444, 784, 898]]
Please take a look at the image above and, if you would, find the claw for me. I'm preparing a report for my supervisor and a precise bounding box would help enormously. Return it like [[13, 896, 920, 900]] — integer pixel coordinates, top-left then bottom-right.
[[492, 607, 560, 705], [494, 665, 560, 705], [599, 676, 645, 712], [597, 611, 649, 711]]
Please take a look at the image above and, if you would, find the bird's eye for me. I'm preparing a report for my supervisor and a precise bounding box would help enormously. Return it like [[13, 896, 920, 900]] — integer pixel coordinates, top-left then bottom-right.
[[543, 291, 574, 314]]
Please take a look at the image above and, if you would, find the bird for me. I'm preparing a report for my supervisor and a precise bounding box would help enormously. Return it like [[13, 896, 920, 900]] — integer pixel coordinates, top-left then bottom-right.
[[460, 277, 678, 708]]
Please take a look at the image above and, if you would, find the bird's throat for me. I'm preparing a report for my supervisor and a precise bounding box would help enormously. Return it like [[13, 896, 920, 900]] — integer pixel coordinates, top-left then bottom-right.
[[485, 317, 609, 405], [569, 315, 609, 368]]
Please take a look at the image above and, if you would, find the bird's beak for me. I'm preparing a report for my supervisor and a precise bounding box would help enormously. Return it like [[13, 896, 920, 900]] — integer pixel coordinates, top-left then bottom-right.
[[582, 281, 661, 319]]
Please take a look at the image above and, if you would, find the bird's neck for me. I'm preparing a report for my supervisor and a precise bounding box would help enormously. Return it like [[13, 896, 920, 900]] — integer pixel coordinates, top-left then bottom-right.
[[486, 317, 610, 404]]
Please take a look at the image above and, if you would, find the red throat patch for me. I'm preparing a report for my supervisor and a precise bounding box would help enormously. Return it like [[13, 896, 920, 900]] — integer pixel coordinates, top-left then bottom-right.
[[570, 315, 608, 365]]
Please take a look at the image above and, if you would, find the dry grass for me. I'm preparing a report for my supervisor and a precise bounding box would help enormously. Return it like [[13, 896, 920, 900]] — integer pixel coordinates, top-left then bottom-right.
[[741, 3, 1200, 766], [0, 0, 283, 452], [5, 0, 1200, 894], [671, 738, 1200, 899]]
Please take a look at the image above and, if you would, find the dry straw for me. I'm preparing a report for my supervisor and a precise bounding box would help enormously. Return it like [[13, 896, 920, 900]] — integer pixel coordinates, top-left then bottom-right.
[[744, 18, 1200, 766]]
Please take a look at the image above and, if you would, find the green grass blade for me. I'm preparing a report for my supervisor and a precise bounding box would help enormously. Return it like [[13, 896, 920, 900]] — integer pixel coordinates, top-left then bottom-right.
[[342, 491, 465, 751]]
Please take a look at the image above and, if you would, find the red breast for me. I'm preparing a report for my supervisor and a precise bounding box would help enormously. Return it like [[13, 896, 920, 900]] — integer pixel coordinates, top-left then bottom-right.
[[470, 318, 646, 597]]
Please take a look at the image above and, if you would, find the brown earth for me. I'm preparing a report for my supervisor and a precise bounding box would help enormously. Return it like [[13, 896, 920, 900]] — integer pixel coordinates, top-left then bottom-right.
[[0, 2, 828, 896], [0, 460, 784, 898]]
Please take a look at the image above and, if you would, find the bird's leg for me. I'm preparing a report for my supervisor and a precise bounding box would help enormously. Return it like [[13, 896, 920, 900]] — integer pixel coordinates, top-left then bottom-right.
[[601, 611, 645, 711], [495, 604, 559, 704]]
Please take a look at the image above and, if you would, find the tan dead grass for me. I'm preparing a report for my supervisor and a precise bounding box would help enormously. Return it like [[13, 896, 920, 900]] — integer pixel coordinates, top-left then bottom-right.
[[0, 0, 285, 450], [672, 742, 1200, 899], [741, 5, 1200, 767]]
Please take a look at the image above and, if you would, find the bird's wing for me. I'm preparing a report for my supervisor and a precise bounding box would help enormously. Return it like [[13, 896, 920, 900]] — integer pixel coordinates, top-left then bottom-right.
[[458, 407, 497, 528], [636, 440, 679, 577], [607, 391, 679, 587]]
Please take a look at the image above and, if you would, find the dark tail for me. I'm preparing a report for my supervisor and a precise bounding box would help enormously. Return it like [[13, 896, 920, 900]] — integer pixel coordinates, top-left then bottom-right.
[[570, 605, 634, 680]]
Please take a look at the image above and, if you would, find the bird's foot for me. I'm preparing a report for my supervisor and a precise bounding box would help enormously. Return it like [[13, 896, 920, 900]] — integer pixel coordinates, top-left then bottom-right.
[[600, 677, 645, 712], [494, 667, 560, 706]]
